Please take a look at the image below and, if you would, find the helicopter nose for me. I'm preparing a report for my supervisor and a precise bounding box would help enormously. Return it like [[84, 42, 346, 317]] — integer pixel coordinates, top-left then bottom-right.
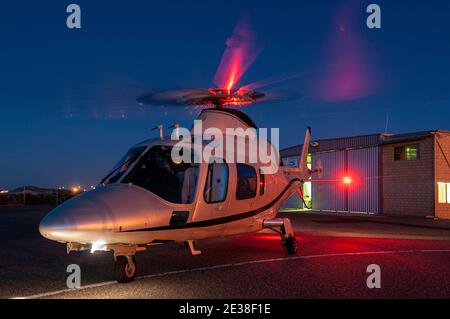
[[39, 184, 157, 243], [39, 211, 74, 242], [39, 188, 113, 242], [38, 203, 98, 242]]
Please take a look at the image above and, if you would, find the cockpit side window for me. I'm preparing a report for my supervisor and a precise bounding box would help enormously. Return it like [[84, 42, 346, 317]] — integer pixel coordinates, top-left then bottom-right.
[[204, 160, 228, 204], [121, 145, 199, 204], [102, 146, 147, 184]]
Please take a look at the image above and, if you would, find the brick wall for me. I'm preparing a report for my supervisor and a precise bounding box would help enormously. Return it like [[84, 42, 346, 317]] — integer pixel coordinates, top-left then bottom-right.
[[435, 132, 450, 219], [382, 137, 435, 217]]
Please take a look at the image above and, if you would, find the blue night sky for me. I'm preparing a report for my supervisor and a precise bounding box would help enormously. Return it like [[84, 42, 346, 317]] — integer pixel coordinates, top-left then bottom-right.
[[1, 0, 450, 189]]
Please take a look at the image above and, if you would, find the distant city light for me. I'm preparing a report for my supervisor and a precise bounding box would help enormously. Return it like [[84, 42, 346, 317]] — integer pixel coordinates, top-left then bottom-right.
[[71, 186, 81, 193]]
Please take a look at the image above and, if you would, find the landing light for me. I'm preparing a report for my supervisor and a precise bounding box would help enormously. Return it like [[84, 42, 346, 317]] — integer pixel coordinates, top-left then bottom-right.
[[91, 240, 107, 253]]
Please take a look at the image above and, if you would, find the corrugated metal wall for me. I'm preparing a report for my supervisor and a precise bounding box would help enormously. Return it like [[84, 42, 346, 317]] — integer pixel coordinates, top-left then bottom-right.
[[312, 151, 347, 212], [311, 147, 380, 214], [347, 147, 379, 213], [311, 135, 380, 153]]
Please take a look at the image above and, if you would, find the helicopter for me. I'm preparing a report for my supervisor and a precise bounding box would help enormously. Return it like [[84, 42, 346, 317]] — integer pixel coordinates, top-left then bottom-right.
[[39, 15, 317, 283], [38, 85, 313, 283]]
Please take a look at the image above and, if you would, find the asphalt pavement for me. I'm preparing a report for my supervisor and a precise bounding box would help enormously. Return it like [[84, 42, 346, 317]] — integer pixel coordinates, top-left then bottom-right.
[[1, 206, 450, 299]]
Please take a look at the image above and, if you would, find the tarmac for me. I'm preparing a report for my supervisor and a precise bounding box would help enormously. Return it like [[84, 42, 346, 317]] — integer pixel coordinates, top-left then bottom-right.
[[1, 206, 449, 299]]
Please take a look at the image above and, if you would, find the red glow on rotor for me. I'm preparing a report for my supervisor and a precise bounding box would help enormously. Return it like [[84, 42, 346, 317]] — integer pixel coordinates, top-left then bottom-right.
[[213, 15, 261, 93], [225, 59, 239, 93], [223, 93, 252, 107], [194, 88, 261, 108]]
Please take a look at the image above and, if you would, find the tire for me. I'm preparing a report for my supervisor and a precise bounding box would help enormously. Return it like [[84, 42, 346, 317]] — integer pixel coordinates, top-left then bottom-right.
[[282, 235, 298, 256], [115, 256, 137, 283]]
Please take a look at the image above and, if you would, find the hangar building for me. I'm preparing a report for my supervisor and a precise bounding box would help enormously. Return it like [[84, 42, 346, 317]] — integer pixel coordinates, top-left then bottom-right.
[[280, 130, 450, 219]]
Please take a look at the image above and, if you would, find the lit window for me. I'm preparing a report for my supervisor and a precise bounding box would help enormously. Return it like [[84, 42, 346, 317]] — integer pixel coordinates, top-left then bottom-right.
[[438, 183, 446, 204], [437, 182, 450, 204], [405, 145, 418, 160], [394, 144, 419, 161], [447, 183, 450, 204]]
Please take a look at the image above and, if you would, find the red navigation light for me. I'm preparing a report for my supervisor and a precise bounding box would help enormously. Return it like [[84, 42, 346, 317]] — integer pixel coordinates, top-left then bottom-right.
[[342, 176, 352, 185]]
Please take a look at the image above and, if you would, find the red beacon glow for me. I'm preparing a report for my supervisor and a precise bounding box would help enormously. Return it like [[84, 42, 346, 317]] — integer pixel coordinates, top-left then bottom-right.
[[342, 176, 352, 185]]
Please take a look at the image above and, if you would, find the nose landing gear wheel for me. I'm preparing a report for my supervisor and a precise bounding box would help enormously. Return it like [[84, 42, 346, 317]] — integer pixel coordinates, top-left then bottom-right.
[[282, 235, 298, 256], [115, 256, 137, 283]]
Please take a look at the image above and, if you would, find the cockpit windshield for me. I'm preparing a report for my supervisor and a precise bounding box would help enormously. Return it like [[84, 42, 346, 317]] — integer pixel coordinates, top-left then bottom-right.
[[101, 146, 147, 184], [121, 145, 199, 204]]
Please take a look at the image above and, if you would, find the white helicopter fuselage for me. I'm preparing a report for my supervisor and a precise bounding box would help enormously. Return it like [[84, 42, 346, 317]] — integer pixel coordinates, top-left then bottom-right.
[[40, 163, 297, 245], [39, 108, 310, 281]]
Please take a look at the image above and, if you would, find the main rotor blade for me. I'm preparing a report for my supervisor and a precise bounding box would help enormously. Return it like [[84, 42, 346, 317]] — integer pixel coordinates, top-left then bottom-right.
[[136, 89, 211, 106]]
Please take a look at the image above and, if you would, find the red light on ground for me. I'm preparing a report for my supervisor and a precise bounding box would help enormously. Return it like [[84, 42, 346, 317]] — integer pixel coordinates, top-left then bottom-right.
[[342, 176, 352, 185]]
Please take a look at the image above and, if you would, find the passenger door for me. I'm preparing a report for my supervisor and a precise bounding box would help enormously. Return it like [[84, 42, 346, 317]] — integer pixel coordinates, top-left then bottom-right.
[[235, 163, 258, 211], [203, 160, 230, 215]]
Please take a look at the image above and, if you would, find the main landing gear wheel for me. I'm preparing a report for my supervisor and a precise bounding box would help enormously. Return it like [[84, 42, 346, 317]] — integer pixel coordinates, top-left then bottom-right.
[[282, 235, 298, 256], [263, 218, 298, 256], [115, 256, 137, 283]]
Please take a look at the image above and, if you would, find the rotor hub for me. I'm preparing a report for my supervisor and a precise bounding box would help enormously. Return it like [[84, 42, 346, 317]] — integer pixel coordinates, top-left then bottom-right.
[[136, 87, 265, 109]]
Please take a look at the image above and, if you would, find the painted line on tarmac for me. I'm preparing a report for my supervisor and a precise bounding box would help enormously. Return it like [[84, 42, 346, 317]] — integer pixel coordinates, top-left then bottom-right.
[[12, 249, 450, 299]]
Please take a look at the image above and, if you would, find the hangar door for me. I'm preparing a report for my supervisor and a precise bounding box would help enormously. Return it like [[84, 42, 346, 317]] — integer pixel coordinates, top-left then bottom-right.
[[312, 147, 380, 214], [280, 155, 312, 210]]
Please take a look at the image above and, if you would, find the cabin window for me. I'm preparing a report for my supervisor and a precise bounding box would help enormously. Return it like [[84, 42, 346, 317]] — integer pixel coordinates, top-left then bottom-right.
[[236, 164, 257, 200], [394, 144, 419, 161], [204, 160, 228, 203], [122, 145, 199, 204], [259, 169, 265, 196]]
